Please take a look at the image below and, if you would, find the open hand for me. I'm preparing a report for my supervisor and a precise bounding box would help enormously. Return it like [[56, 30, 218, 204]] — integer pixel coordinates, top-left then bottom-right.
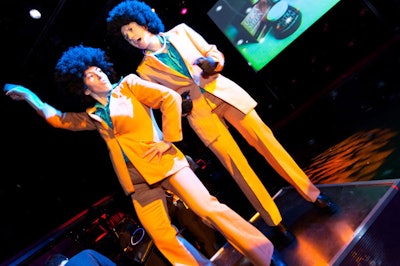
[[4, 84, 31, 101], [142, 141, 172, 162]]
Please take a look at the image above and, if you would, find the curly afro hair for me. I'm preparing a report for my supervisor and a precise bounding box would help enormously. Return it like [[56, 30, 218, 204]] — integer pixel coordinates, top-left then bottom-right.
[[54, 45, 115, 97], [106, 0, 165, 37]]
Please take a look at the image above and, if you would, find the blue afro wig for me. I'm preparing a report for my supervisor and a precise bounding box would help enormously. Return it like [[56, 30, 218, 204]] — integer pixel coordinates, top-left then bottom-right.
[[54, 45, 115, 96], [106, 0, 165, 37]]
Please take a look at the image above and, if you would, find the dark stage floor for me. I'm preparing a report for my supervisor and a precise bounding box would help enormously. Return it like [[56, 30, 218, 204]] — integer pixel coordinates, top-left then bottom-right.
[[212, 179, 400, 266]]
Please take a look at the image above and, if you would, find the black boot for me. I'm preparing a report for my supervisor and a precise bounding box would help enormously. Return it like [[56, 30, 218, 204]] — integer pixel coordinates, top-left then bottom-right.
[[313, 193, 338, 214], [272, 222, 296, 246], [270, 249, 287, 266]]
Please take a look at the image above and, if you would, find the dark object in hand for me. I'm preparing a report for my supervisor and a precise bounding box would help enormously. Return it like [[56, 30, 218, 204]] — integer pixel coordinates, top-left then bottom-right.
[[194, 57, 220, 78], [181, 91, 193, 116]]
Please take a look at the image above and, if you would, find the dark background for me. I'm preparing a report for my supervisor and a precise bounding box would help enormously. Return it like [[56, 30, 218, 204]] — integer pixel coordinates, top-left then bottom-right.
[[1, 0, 399, 263]]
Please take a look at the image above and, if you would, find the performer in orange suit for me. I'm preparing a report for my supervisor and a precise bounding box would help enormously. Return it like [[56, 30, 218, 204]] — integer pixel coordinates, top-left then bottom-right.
[[106, 0, 338, 245], [4, 45, 285, 266]]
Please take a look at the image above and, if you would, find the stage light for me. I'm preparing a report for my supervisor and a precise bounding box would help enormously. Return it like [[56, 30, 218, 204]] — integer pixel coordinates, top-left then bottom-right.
[[178, 0, 188, 15], [181, 7, 188, 15], [29, 9, 42, 19]]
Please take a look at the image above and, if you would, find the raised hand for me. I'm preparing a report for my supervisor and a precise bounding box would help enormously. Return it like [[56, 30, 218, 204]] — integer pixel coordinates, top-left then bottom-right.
[[4, 84, 32, 101]]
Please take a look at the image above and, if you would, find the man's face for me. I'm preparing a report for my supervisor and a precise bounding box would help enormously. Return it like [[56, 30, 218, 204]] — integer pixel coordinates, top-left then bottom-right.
[[121, 21, 152, 50]]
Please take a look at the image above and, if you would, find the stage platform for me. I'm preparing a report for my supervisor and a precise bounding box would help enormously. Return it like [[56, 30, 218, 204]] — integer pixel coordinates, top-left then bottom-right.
[[211, 178, 400, 266], [4, 179, 400, 266]]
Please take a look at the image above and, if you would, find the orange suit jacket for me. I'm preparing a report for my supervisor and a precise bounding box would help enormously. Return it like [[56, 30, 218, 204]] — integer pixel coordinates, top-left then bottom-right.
[[43, 74, 188, 195], [137, 23, 258, 146]]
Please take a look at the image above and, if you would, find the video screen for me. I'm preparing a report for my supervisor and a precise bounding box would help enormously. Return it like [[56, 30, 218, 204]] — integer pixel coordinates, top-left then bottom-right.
[[208, 0, 341, 71]]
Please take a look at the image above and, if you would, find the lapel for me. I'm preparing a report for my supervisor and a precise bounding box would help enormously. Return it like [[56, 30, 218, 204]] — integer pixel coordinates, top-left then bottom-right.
[[87, 106, 111, 129], [167, 33, 196, 78]]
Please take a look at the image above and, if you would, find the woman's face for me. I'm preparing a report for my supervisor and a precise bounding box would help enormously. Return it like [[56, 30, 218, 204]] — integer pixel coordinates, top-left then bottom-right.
[[120, 21, 152, 50], [83, 66, 112, 95]]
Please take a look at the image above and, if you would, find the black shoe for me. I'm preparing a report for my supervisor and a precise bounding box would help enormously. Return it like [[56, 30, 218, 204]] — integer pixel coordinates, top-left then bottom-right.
[[313, 193, 338, 214], [272, 222, 296, 246], [270, 249, 287, 266]]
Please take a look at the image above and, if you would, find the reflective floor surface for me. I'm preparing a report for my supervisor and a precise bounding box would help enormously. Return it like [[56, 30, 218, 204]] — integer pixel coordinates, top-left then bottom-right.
[[211, 179, 400, 266]]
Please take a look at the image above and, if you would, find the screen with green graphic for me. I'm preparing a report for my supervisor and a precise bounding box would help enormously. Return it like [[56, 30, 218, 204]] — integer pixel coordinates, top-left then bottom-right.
[[208, 0, 341, 71]]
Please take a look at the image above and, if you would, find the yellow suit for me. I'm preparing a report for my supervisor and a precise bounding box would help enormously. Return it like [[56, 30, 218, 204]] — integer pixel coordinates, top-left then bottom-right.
[[137, 23, 321, 226], [42, 74, 274, 265]]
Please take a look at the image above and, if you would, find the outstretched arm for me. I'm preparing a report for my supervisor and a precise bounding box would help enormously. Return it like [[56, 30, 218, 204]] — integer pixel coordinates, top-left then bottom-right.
[[4, 84, 61, 119]]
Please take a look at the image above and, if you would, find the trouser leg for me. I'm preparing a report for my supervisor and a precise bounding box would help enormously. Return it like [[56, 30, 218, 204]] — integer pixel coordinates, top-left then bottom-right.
[[223, 107, 321, 202], [166, 167, 274, 266], [168, 198, 220, 258], [132, 183, 211, 266], [207, 112, 282, 226]]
